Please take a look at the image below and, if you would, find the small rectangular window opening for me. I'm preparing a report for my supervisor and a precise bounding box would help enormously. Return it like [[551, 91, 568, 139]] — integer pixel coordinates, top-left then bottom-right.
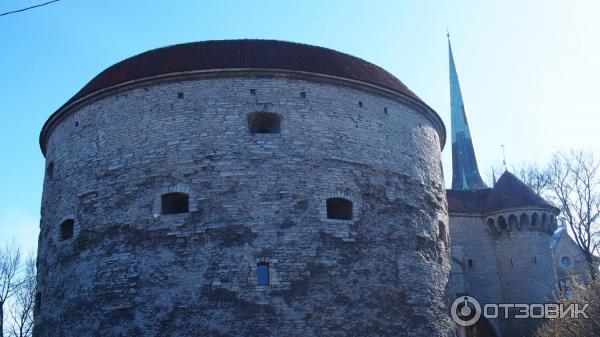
[[250, 89, 256, 96], [384, 107, 388, 114], [177, 92, 184, 99], [358, 101, 363, 108], [161, 192, 189, 214], [257, 263, 269, 286], [534, 256, 537, 264], [510, 258, 514, 267], [248, 112, 281, 134], [468, 259, 473, 268], [60, 219, 74, 241], [46, 162, 54, 179], [300, 92, 306, 98], [326, 198, 353, 220]]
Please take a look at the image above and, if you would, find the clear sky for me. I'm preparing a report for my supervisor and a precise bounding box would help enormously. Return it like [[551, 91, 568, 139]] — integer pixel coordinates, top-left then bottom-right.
[[1, 0, 599, 252]]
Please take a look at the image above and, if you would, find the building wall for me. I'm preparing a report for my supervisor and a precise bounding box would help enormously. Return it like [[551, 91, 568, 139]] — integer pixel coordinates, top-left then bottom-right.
[[449, 214, 503, 336], [449, 209, 558, 337], [35, 75, 453, 337], [554, 233, 591, 285]]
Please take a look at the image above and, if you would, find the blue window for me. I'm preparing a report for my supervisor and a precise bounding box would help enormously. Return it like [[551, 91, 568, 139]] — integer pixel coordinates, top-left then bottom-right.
[[257, 263, 269, 286]]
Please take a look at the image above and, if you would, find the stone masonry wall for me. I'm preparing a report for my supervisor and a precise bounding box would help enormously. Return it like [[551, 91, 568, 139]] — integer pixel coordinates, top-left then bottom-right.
[[35, 75, 453, 337], [448, 214, 503, 336]]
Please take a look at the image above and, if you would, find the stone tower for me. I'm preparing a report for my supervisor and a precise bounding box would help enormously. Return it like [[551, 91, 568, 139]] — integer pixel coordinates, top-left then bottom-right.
[[35, 40, 453, 336], [484, 172, 559, 337]]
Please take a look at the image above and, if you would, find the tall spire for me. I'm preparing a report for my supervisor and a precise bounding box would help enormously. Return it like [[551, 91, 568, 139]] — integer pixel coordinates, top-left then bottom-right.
[[448, 35, 487, 190]]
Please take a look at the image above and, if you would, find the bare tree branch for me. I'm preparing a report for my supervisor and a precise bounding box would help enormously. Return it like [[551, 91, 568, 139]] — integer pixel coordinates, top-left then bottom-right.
[[7, 255, 35, 337], [0, 242, 23, 337]]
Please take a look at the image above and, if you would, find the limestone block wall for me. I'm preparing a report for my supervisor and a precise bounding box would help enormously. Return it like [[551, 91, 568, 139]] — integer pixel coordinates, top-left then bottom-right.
[[487, 209, 558, 337], [449, 214, 503, 336], [35, 75, 453, 337]]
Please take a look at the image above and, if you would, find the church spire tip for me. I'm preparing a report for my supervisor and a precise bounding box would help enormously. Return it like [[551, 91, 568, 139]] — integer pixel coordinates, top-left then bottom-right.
[[449, 36, 487, 190]]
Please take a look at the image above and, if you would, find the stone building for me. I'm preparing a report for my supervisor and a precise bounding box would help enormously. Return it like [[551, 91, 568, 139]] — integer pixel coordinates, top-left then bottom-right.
[[35, 40, 454, 336], [551, 227, 595, 289]]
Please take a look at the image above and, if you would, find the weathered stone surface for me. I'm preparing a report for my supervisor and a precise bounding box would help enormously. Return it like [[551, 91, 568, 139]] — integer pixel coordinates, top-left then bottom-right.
[[36, 74, 453, 336]]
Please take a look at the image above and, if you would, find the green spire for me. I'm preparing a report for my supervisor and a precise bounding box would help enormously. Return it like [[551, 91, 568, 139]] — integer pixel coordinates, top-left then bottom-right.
[[448, 36, 486, 190]]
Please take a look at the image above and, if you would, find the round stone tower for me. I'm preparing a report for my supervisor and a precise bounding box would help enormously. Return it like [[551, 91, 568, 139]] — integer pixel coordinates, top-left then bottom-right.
[[485, 172, 559, 337], [35, 40, 452, 337]]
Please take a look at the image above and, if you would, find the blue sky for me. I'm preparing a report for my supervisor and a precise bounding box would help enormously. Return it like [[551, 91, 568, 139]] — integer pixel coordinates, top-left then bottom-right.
[[1, 0, 599, 251]]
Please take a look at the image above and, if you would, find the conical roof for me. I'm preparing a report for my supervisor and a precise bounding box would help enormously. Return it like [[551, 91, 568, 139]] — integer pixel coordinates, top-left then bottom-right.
[[484, 171, 557, 211]]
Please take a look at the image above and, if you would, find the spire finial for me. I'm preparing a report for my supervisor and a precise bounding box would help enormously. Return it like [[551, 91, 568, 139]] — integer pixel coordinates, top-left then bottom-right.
[[447, 27, 450, 39], [501, 144, 507, 171]]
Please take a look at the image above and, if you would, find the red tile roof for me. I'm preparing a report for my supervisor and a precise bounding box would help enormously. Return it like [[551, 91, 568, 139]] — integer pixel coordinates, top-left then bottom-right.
[[62, 39, 422, 110], [40, 39, 439, 155]]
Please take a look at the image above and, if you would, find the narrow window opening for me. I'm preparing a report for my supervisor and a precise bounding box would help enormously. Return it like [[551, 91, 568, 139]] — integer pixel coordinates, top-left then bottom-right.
[[35, 292, 41, 312], [358, 101, 363, 108], [534, 256, 537, 264], [468, 259, 473, 268], [384, 107, 388, 114], [250, 89, 256, 96], [510, 258, 514, 267], [257, 262, 269, 286], [161, 192, 189, 214], [531, 213, 539, 227], [300, 91, 306, 98], [46, 162, 54, 179], [326, 198, 353, 220], [59, 219, 74, 241], [498, 216, 507, 230], [75, 121, 79, 127], [177, 92, 184, 99], [438, 221, 447, 244], [248, 112, 281, 134]]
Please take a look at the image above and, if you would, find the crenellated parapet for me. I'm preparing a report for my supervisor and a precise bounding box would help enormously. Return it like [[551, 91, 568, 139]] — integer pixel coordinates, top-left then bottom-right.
[[485, 208, 558, 237]]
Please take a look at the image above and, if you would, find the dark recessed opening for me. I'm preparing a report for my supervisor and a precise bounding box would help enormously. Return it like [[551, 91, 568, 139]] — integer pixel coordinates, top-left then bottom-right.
[[161, 192, 189, 214], [35, 292, 41, 312], [257, 262, 269, 286], [326, 197, 353, 220], [60, 219, 74, 241], [384, 107, 388, 114], [248, 112, 281, 134], [534, 256, 537, 264], [438, 221, 447, 244], [300, 91, 306, 98], [510, 258, 514, 267], [75, 121, 79, 127], [358, 101, 363, 108], [250, 89, 256, 96], [468, 259, 473, 268], [46, 162, 54, 179], [178, 92, 184, 99]]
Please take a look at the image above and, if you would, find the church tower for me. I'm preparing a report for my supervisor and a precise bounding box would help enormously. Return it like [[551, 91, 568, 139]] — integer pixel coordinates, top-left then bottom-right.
[[446, 36, 559, 337], [448, 35, 487, 190]]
